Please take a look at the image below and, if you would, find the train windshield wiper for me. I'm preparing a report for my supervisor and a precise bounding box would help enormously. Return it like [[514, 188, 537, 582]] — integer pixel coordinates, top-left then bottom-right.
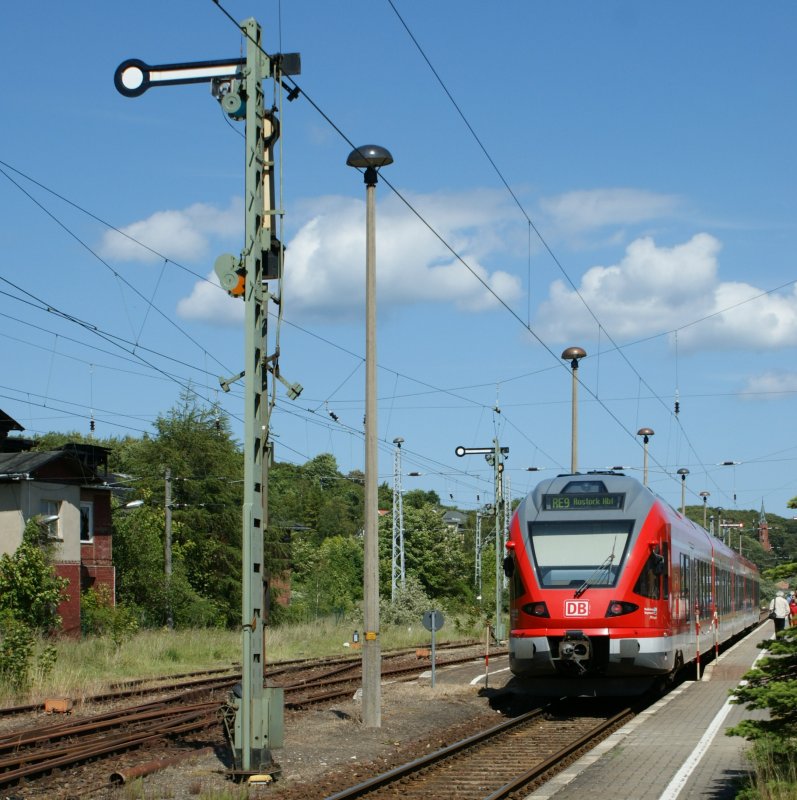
[[574, 539, 617, 598]]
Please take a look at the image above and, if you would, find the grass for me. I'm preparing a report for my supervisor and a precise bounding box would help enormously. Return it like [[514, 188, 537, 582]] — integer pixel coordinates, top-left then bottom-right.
[[1, 617, 482, 707], [734, 740, 797, 800]]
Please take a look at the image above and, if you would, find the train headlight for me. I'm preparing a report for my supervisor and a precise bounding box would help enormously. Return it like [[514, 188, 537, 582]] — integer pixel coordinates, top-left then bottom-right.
[[522, 602, 550, 618], [606, 601, 639, 617]]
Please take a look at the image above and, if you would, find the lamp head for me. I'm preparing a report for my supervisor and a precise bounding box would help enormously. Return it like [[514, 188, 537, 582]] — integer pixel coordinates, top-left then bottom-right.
[[561, 346, 587, 369], [346, 144, 394, 169], [347, 145, 394, 186], [637, 427, 654, 443]]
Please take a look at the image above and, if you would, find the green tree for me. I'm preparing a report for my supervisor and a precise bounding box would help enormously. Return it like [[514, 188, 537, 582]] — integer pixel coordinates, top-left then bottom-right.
[[283, 532, 363, 621], [380, 573, 433, 626], [270, 455, 364, 541], [316, 535, 363, 616], [380, 504, 470, 602], [121, 391, 243, 626], [403, 489, 441, 509], [113, 497, 222, 628]]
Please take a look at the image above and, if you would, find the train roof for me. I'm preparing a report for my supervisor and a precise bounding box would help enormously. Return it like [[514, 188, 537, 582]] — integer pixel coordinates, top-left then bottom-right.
[[519, 471, 759, 574], [525, 471, 654, 517]]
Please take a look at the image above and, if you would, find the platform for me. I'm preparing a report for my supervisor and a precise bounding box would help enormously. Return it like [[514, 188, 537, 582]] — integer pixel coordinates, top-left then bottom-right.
[[524, 621, 773, 800]]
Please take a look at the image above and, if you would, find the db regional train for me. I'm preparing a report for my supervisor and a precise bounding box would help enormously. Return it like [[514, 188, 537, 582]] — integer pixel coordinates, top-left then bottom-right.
[[503, 471, 760, 695]]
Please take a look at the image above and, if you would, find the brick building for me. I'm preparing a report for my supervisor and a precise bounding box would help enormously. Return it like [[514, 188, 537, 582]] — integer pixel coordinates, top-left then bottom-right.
[[0, 412, 114, 635]]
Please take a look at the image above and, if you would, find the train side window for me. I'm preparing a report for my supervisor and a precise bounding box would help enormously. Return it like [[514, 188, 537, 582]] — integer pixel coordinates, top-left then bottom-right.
[[633, 551, 662, 599], [680, 553, 690, 621]]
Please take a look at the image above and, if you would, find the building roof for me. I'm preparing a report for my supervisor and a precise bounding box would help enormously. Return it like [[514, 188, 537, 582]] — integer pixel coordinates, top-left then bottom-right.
[[442, 509, 467, 526], [0, 451, 105, 484], [0, 410, 24, 438]]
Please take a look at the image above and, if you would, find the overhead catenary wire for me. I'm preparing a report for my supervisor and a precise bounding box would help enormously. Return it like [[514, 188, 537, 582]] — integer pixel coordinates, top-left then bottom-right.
[[0, 9, 786, 511], [207, 0, 748, 502], [1, 151, 792, 503], [0, 163, 234, 378]]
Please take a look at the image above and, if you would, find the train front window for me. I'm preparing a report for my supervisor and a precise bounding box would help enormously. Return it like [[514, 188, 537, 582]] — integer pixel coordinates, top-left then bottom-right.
[[528, 520, 633, 589]]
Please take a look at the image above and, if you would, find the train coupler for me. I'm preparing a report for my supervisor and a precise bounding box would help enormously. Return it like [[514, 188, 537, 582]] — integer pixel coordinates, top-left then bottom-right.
[[558, 630, 592, 674]]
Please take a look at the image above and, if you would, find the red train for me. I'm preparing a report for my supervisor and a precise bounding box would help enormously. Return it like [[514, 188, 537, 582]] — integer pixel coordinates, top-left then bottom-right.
[[504, 471, 760, 695]]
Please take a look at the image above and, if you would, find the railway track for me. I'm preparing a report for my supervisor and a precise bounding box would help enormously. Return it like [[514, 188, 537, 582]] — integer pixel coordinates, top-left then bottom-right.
[[317, 700, 635, 800], [283, 648, 505, 707], [0, 698, 219, 794], [0, 641, 498, 795], [0, 640, 489, 719]]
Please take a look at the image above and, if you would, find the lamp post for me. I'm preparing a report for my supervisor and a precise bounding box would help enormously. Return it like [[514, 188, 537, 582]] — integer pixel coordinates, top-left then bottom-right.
[[677, 468, 689, 514], [637, 428, 654, 486], [347, 144, 393, 729], [561, 347, 586, 474], [699, 491, 710, 529]]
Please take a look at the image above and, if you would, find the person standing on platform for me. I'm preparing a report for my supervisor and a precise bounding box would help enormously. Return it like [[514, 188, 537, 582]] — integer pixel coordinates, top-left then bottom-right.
[[769, 591, 790, 632]]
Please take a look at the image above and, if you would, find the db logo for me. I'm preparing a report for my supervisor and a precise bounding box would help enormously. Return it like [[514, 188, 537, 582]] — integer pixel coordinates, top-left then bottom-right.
[[564, 600, 590, 617]]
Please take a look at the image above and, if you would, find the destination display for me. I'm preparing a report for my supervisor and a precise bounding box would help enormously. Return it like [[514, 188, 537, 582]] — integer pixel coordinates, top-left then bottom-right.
[[542, 493, 625, 511]]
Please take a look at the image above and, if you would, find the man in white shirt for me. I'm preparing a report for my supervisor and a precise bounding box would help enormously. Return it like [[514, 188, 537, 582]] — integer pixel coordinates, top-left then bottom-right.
[[769, 591, 790, 633]]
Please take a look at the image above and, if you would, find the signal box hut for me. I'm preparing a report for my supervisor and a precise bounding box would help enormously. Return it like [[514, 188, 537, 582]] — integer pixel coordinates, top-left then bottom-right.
[[0, 413, 114, 635]]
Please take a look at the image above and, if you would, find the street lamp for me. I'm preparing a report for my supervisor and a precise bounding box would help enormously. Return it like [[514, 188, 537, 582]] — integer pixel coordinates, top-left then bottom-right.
[[113, 499, 144, 513], [637, 428, 654, 487], [347, 143, 393, 729], [699, 491, 710, 529], [561, 346, 586, 474], [677, 468, 689, 515]]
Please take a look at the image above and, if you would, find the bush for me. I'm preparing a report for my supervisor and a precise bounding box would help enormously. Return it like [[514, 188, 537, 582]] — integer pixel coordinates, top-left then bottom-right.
[[81, 586, 139, 648], [728, 625, 797, 797], [0, 612, 35, 689], [733, 739, 797, 799], [380, 574, 434, 626], [0, 518, 69, 688], [0, 518, 69, 633]]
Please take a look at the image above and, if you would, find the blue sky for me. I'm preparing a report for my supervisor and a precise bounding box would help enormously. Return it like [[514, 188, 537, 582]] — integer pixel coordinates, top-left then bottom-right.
[[2, 2, 797, 524]]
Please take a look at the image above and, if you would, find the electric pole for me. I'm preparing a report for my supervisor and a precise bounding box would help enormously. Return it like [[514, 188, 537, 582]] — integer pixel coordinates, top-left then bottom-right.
[[392, 437, 405, 601], [475, 508, 483, 595], [164, 468, 173, 630]]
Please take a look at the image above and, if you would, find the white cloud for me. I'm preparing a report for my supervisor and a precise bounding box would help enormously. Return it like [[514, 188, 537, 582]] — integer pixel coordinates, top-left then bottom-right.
[[176, 271, 242, 325], [176, 189, 523, 323], [540, 188, 680, 233], [741, 371, 797, 399], [686, 281, 797, 350], [534, 233, 797, 350], [98, 198, 242, 263]]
